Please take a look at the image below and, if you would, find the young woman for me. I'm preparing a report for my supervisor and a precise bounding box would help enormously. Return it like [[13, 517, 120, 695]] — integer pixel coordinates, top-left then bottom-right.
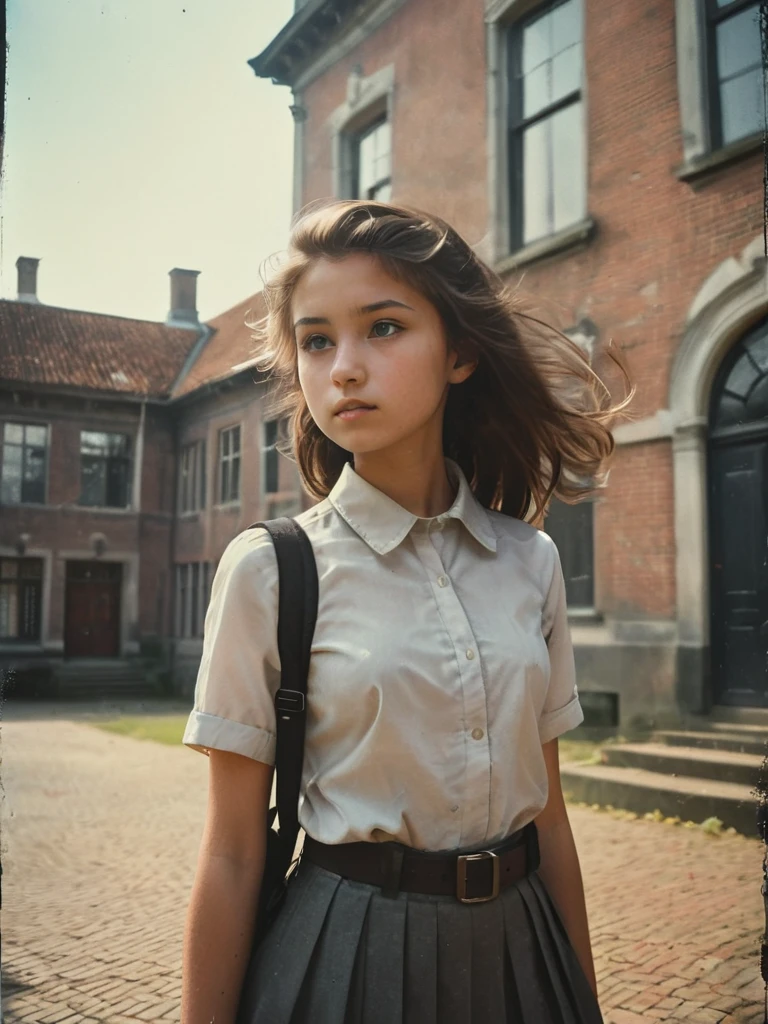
[[180, 199, 631, 1024]]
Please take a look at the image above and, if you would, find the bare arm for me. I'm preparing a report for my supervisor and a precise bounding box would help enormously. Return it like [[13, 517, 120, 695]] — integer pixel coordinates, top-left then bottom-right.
[[181, 750, 274, 1024], [535, 738, 599, 1001]]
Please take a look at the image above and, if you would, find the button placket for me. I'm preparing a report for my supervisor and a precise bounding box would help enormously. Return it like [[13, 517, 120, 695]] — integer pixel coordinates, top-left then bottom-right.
[[410, 527, 491, 846]]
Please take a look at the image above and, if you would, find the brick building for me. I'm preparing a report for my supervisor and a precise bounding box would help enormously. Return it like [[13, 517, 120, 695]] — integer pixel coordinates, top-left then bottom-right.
[[0, 259, 300, 698], [249, 0, 767, 729]]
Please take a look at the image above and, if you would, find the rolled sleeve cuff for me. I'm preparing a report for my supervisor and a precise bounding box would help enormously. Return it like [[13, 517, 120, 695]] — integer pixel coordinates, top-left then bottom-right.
[[183, 710, 276, 765], [538, 694, 584, 744]]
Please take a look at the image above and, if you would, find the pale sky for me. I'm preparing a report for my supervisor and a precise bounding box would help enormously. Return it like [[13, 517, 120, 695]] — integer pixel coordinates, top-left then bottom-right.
[[1, 0, 296, 323]]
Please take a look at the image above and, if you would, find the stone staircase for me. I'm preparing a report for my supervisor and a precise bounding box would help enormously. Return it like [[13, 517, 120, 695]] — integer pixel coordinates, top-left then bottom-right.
[[53, 659, 163, 700], [561, 706, 767, 837]]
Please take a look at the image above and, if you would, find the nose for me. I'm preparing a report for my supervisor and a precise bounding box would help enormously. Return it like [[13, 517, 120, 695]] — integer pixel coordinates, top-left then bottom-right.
[[330, 336, 367, 387]]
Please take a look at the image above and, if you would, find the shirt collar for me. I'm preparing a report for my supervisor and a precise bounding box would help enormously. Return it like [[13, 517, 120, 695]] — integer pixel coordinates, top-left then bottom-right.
[[328, 458, 498, 556]]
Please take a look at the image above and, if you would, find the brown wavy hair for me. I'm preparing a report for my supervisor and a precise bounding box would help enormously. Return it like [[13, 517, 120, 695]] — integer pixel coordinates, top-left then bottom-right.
[[251, 199, 634, 523]]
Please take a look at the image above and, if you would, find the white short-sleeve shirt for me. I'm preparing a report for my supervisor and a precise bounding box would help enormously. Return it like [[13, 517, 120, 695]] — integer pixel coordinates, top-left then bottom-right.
[[183, 459, 584, 852]]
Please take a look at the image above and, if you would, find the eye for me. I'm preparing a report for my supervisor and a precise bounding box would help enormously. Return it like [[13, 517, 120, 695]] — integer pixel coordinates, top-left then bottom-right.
[[300, 334, 333, 352], [370, 320, 402, 339]]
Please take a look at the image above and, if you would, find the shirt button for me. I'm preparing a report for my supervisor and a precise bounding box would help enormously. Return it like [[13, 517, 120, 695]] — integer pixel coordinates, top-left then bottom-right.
[[437, 575, 449, 588], [471, 727, 484, 741], [465, 648, 475, 660]]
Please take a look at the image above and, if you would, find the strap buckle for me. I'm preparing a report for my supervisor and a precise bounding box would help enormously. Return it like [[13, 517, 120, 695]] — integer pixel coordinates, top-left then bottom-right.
[[275, 688, 305, 717], [456, 850, 500, 903]]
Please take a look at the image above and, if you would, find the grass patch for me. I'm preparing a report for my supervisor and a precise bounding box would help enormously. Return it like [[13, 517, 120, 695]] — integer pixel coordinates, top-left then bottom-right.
[[558, 739, 604, 764], [91, 715, 189, 746]]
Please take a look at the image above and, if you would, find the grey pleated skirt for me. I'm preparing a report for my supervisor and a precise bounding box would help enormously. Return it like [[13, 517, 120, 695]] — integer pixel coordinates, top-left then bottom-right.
[[236, 850, 603, 1024]]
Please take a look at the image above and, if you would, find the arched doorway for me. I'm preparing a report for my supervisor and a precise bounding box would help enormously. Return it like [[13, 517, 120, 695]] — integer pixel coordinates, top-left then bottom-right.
[[708, 316, 768, 707]]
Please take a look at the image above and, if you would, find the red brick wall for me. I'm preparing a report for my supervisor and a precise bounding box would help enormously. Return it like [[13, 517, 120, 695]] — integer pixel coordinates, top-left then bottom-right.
[[297, 0, 764, 621]]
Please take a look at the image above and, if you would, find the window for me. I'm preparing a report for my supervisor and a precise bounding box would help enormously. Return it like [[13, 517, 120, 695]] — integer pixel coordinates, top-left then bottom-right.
[[263, 419, 280, 495], [544, 498, 594, 609], [508, 0, 585, 249], [80, 431, 131, 508], [707, 0, 763, 148], [179, 440, 207, 513], [1, 423, 48, 505], [353, 117, 392, 201], [175, 562, 211, 638], [218, 425, 241, 504], [0, 558, 43, 642]]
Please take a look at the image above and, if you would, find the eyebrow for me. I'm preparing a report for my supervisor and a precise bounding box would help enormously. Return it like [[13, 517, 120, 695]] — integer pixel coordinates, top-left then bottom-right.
[[293, 299, 415, 331]]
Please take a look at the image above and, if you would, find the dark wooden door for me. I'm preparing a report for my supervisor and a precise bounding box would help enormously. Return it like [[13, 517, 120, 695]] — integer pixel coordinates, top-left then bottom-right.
[[710, 440, 768, 707], [64, 562, 122, 658]]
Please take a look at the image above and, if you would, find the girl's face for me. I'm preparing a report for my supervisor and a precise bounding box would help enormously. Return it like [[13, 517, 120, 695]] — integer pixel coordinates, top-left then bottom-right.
[[292, 253, 474, 461]]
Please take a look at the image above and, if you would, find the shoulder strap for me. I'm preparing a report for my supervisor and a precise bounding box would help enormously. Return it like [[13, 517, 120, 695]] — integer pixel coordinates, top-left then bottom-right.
[[250, 517, 318, 855]]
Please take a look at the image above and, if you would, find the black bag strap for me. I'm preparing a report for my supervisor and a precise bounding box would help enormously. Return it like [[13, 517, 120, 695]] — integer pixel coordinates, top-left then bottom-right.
[[250, 517, 318, 859]]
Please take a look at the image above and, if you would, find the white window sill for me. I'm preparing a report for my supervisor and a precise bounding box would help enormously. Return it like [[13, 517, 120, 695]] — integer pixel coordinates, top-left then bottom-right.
[[75, 505, 135, 515], [676, 133, 762, 183], [213, 501, 241, 511], [568, 608, 603, 625], [495, 216, 597, 274]]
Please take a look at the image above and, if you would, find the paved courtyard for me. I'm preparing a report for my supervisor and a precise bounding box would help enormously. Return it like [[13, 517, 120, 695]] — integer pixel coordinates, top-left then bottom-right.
[[2, 698, 766, 1024]]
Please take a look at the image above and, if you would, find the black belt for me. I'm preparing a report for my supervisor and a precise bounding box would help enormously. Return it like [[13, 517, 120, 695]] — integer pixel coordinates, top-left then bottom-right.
[[302, 821, 540, 903]]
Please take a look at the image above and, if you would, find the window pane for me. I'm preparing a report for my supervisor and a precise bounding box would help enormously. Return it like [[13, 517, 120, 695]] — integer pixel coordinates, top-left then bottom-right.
[[199, 442, 207, 507], [746, 326, 768, 371], [1, 477, 20, 504], [21, 477, 45, 504], [523, 119, 551, 243], [81, 431, 107, 455], [523, 63, 550, 118], [2, 560, 19, 579], [716, 5, 760, 80], [522, 10, 552, 73], [25, 425, 47, 447], [552, 44, 581, 103], [221, 430, 230, 458], [552, 101, 586, 231], [373, 120, 391, 181], [191, 563, 199, 637], [3, 444, 22, 478], [372, 180, 392, 202], [545, 499, 594, 608], [358, 131, 377, 194], [232, 427, 241, 454], [231, 457, 240, 500], [81, 456, 106, 506], [22, 559, 42, 579], [4, 423, 23, 444], [0, 583, 19, 638], [221, 461, 230, 502], [720, 67, 764, 145], [552, 0, 581, 52], [24, 447, 46, 482]]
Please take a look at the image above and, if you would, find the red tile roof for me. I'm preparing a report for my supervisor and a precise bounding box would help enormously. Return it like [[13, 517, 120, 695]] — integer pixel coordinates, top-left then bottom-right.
[[172, 291, 266, 399], [0, 300, 200, 397]]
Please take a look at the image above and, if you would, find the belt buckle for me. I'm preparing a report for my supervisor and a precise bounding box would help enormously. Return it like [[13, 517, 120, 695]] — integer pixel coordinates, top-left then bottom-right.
[[456, 850, 500, 903]]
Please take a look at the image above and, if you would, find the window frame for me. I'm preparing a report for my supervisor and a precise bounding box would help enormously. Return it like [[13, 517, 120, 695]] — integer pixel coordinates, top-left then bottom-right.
[[262, 419, 281, 497], [1, 421, 49, 506], [78, 429, 132, 509], [704, 0, 762, 151], [218, 425, 242, 505], [544, 497, 596, 613], [351, 115, 392, 201], [175, 561, 211, 639], [0, 557, 43, 642], [178, 439, 207, 514], [506, 0, 586, 253]]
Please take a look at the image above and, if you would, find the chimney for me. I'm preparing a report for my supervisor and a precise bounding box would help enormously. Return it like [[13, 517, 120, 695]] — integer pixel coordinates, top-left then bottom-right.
[[17, 257, 40, 303], [167, 267, 200, 327]]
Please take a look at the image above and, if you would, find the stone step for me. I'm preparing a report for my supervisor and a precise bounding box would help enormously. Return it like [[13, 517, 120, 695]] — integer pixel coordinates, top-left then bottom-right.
[[708, 706, 768, 728], [601, 742, 762, 788], [656, 729, 766, 756], [559, 761, 758, 837]]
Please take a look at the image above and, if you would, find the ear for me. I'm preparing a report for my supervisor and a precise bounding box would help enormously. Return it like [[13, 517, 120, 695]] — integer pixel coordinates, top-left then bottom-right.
[[448, 350, 478, 385]]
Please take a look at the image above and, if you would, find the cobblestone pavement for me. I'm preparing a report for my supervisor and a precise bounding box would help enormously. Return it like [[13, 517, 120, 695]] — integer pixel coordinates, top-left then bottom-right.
[[2, 699, 766, 1024]]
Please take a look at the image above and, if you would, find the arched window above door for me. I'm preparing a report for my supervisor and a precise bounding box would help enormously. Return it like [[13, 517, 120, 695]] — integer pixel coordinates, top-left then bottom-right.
[[710, 316, 768, 434]]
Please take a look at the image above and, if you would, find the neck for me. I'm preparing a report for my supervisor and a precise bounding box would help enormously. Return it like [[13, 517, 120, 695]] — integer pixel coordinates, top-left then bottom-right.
[[352, 446, 455, 518]]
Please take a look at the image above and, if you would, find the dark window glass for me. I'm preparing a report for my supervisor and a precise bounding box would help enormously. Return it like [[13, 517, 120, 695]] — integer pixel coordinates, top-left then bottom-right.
[[0, 557, 43, 641], [1, 422, 48, 505], [177, 565, 188, 638], [354, 118, 392, 201], [544, 498, 595, 609], [711, 316, 768, 431], [179, 441, 206, 513], [190, 563, 200, 637], [508, 0, 585, 249], [264, 419, 279, 494], [219, 426, 241, 503], [709, 0, 763, 147], [79, 431, 131, 508]]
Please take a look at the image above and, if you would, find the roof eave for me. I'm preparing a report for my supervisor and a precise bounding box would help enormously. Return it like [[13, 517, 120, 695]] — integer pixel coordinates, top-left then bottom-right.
[[248, 0, 358, 87]]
